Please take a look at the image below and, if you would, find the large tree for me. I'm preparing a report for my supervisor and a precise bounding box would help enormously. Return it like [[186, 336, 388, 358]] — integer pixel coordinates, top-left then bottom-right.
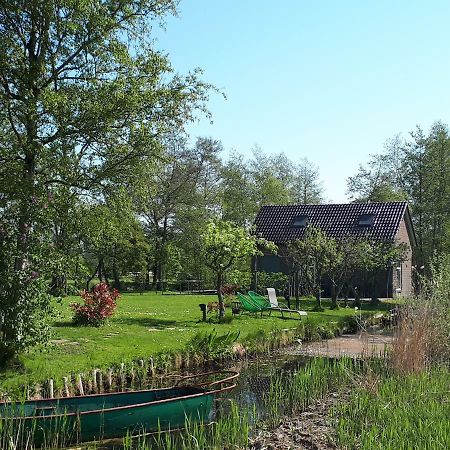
[[347, 122, 450, 269], [292, 157, 324, 204], [0, 0, 211, 361]]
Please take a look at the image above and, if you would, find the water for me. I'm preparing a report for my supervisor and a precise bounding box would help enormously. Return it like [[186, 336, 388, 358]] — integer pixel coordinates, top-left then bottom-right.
[[215, 353, 310, 420]]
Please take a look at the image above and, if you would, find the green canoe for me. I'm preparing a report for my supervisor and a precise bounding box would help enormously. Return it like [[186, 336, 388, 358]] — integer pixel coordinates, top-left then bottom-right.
[[0, 370, 238, 446]]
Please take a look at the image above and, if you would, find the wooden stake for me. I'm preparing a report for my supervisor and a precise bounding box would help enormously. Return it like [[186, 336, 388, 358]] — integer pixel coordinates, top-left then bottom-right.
[[77, 374, 84, 396], [63, 377, 70, 397], [48, 379, 54, 398], [107, 369, 113, 391]]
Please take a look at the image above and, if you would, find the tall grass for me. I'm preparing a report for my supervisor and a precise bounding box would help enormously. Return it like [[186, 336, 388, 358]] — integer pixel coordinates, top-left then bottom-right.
[[390, 254, 450, 373], [335, 366, 450, 450], [122, 401, 250, 450]]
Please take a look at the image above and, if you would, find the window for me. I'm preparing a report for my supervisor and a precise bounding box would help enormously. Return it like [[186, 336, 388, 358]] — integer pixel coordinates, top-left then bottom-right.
[[292, 215, 308, 227], [357, 214, 375, 227]]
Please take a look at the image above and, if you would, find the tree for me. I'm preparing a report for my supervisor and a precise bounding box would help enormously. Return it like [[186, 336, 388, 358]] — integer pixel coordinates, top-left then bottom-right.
[[220, 152, 256, 226], [250, 147, 294, 206], [134, 136, 222, 288], [201, 221, 276, 317], [0, 0, 211, 361], [328, 237, 376, 308], [287, 226, 338, 309], [80, 191, 137, 290], [347, 122, 450, 270], [347, 136, 407, 203], [292, 158, 324, 204]]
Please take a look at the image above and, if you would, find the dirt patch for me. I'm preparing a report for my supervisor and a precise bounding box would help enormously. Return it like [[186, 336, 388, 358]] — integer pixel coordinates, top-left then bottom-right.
[[289, 331, 393, 358], [249, 391, 346, 450]]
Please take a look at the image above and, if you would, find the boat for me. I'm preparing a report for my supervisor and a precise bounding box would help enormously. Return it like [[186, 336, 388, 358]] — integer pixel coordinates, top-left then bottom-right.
[[0, 370, 238, 445]]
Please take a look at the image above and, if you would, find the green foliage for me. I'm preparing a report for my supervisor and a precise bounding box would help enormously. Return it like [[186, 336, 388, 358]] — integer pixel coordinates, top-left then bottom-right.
[[0, 0, 212, 361], [256, 271, 289, 293], [226, 269, 252, 289], [185, 329, 240, 360], [0, 195, 56, 364], [347, 122, 450, 267], [335, 367, 450, 450]]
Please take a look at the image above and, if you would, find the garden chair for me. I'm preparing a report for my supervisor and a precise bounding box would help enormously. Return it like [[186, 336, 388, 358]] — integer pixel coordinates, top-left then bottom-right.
[[265, 288, 308, 319], [248, 290, 290, 319], [236, 292, 268, 317]]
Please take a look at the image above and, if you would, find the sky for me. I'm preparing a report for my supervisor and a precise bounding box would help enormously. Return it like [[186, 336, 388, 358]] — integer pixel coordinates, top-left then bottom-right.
[[153, 0, 450, 202]]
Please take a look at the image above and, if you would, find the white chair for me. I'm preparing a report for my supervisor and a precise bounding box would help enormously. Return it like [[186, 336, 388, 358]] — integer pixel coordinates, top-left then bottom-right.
[[266, 288, 308, 319]]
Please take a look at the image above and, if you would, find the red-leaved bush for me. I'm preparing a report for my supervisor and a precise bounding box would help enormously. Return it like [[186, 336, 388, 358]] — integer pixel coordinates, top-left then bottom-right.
[[71, 283, 120, 327], [220, 284, 240, 297]]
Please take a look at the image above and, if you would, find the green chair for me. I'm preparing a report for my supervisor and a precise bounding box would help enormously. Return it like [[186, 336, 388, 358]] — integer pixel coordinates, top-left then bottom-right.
[[247, 291, 271, 311], [248, 290, 307, 319], [236, 292, 267, 316]]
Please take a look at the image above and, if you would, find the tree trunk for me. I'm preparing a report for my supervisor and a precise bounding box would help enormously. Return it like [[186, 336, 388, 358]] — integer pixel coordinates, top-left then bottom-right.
[[112, 259, 121, 291], [343, 284, 349, 307], [315, 289, 322, 309], [330, 284, 338, 309], [370, 274, 379, 305], [353, 286, 361, 308], [216, 272, 225, 318], [86, 261, 101, 291], [50, 274, 67, 296]]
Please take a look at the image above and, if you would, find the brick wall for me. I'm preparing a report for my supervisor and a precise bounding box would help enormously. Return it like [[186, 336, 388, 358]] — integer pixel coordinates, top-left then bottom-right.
[[394, 217, 413, 296]]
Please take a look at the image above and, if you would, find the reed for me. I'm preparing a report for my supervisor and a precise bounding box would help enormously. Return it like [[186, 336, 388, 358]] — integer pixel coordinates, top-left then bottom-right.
[[334, 366, 450, 450]]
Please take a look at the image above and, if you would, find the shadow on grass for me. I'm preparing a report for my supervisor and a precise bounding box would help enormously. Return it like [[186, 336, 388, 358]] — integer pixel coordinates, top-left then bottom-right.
[[53, 316, 197, 329], [111, 317, 195, 329], [53, 321, 77, 328], [299, 298, 395, 312]]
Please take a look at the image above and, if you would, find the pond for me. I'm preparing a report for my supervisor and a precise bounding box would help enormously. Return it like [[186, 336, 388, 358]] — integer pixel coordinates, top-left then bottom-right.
[[78, 331, 391, 449]]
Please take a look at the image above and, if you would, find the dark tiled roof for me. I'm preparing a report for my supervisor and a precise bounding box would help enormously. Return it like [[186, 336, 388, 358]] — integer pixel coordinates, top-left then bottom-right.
[[254, 202, 408, 244]]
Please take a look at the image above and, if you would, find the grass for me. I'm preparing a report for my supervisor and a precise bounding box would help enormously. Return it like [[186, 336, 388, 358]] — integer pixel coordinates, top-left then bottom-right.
[[0, 292, 390, 395], [335, 366, 450, 450]]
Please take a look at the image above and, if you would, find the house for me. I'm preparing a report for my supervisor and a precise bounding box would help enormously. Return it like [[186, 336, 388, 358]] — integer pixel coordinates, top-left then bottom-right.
[[253, 201, 416, 298]]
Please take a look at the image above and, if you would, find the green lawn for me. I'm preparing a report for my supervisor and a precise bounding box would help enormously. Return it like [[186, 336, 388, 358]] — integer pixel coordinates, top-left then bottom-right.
[[0, 292, 391, 394]]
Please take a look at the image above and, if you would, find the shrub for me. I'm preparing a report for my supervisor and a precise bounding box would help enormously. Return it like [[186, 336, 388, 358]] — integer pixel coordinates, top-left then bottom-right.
[[220, 283, 240, 297], [185, 329, 240, 361], [71, 283, 120, 327]]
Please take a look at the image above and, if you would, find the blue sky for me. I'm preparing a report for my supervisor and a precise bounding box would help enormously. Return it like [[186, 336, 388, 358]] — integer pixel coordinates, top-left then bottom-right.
[[154, 1, 450, 202]]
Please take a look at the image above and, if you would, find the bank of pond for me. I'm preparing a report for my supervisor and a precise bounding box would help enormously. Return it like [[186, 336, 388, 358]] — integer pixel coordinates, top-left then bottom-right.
[[0, 350, 448, 450]]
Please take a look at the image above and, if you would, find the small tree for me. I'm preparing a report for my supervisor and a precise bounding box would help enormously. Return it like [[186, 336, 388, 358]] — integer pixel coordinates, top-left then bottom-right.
[[201, 221, 276, 317], [287, 226, 338, 309], [328, 237, 372, 308]]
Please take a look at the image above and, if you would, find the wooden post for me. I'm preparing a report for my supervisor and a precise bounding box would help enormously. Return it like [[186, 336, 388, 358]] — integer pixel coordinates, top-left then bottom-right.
[[77, 374, 84, 396], [63, 377, 70, 397], [120, 363, 125, 389], [97, 370, 103, 393], [108, 369, 113, 391], [48, 379, 54, 398], [149, 357, 155, 376], [92, 369, 98, 392], [130, 362, 135, 387]]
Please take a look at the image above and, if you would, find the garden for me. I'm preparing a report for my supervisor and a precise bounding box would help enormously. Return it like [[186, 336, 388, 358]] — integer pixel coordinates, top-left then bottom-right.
[[0, 291, 389, 396], [1, 1, 450, 449]]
